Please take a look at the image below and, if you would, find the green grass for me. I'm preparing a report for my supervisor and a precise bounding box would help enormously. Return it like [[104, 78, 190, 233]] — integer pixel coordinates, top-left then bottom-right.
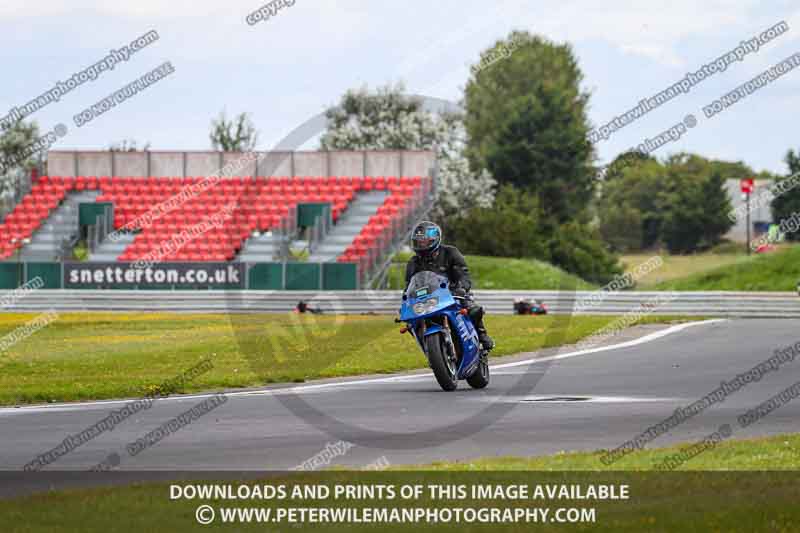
[[621, 251, 752, 289], [0, 312, 690, 406], [386, 253, 595, 290], [402, 432, 800, 471], [385, 246, 798, 291], [385, 248, 777, 292], [2, 433, 799, 532], [652, 245, 800, 291]]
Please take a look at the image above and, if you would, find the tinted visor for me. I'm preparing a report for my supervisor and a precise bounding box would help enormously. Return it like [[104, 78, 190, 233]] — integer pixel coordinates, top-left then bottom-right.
[[412, 235, 435, 251]]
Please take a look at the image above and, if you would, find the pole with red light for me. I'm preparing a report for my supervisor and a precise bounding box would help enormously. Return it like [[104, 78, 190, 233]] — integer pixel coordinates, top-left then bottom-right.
[[740, 178, 754, 255]]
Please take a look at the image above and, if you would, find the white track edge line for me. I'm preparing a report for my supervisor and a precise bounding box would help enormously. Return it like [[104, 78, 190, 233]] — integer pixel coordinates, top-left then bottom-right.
[[0, 319, 726, 414]]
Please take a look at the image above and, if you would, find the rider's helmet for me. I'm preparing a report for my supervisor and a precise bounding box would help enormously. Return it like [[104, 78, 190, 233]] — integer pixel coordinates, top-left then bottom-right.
[[410, 221, 442, 255]]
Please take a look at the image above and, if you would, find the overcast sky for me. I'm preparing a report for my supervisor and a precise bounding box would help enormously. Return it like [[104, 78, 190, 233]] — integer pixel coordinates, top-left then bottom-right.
[[2, 0, 798, 174]]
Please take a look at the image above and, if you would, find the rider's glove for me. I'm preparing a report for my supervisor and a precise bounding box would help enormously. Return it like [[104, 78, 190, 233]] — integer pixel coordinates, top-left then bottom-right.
[[451, 287, 467, 298]]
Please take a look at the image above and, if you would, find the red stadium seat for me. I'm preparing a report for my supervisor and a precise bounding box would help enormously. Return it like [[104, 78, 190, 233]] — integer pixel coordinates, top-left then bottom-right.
[[0, 173, 425, 265]]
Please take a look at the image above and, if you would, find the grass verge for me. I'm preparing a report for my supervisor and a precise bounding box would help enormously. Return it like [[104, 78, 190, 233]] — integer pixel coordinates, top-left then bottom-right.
[[0, 312, 690, 405], [384, 249, 777, 291], [620, 251, 751, 289], [1, 433, 798, 532], [403, 432, 800, 471], [386, 253, 596, 290], [652, 245, 800, 291]]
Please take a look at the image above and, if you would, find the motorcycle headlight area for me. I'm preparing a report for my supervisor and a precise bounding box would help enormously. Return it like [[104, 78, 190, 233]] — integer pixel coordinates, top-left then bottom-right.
[[412, 298, 439, 315]]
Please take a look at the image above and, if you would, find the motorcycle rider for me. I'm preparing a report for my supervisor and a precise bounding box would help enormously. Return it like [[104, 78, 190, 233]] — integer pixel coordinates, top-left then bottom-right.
[[404, 221, 494, 351]]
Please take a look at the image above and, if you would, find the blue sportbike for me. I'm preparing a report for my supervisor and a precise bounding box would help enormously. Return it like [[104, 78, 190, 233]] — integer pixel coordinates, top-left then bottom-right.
[[398, 271, 490, 391]]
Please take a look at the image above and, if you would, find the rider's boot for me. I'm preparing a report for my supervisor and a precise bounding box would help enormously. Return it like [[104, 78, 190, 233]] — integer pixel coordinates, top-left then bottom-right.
[[467, 303, 493, 351], [477, 327, 494, 351]]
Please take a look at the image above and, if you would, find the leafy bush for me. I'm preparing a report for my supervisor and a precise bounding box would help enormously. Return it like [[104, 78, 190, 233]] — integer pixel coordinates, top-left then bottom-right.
[[443, 186, 548, 259], [708, 240, 744, 254], [547, 222, 622, 284], [443, 186, 621, 283]]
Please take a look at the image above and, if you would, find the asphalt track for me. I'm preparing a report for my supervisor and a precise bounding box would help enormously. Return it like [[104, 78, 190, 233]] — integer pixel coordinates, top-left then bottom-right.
[[2, 318, 800, 478]]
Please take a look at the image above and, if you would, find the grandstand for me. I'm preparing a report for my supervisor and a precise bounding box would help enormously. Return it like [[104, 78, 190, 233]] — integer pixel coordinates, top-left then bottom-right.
[[0, 150, 436, 288]]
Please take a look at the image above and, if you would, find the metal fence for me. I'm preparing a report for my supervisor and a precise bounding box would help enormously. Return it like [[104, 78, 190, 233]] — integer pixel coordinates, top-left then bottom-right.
[[0, 167, 32, 221], [355, 175, 436, 287], [307, 206, 332, 257], [86, 205, 114, 255], [1, 289, 799, 316]]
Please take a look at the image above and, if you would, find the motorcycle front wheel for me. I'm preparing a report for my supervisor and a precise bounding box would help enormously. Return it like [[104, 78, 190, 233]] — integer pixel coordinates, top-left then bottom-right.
[[425, 332, 458, 391], [466, 352, 490, 389]]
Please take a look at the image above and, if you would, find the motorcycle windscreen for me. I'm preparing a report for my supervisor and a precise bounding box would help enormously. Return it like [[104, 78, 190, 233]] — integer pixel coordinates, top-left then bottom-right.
[[405, 271, 448, 299]]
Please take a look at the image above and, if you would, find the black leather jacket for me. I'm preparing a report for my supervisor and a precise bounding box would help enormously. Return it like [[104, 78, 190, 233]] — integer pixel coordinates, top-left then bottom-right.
[[404, 244, 472, 292]]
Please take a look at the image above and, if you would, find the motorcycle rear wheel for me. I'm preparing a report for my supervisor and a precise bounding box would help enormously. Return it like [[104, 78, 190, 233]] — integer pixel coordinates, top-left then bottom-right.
[[425, 333, 458, 391]]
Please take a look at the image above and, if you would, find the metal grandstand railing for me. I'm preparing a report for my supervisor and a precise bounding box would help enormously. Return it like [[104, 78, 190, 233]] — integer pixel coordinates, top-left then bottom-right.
[[274, 204, 298, 262], [307, 207, 332, 256], [0, 167, 32, 221], [364, 166, 439, 289], [366, 192, 437, 289], [87, 205, 114, 255]]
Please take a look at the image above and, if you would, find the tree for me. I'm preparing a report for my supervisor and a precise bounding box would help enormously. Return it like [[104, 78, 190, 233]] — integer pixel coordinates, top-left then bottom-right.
[[657, 173, 707, 254], [321, 83, 438, 151], [464, 31, 594, 222], [320, 83, 495, 217], [597, 153, 738, 253], [433, 112, 496, 218], [210, 111, 259, 152], [708, 159, 755, 181], [109, 139, 151, 152], [658, 168, 733, 254], [453, 31, 621, 280], [597, 203, 644, 252], [0, 119, 40, 195], [770, 149, 800, 242], [446, 186, 621, 283], [599, 150, 655, 181], [787, 149, 800, 175], [484, 91, 593, 223], [597, 158, 666, 251], [699, 171, 735, 246]]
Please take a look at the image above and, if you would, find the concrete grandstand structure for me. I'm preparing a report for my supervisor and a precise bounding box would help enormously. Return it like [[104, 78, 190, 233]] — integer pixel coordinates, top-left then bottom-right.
[[0, 150, 436, 289]]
